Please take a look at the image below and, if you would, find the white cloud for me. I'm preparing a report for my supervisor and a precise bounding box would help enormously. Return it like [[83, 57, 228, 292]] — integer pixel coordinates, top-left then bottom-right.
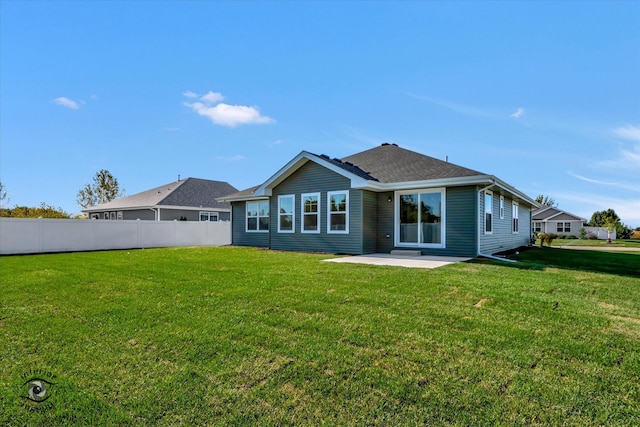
[[184, 91, 274, 128], [182, 90, 198, 99], [510, 108, 525, 119], [612, 124, 640, 142], [598, 143, 640, 170], [52, 96, 80, 109], [568, 171, 640, 192], [200, 91, 224, 103], [407, 93, 495, 118]]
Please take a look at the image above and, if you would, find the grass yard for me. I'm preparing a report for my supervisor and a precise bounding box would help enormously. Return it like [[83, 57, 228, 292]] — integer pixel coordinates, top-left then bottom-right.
[[539, 238, 640, 250], [1, 246, 639, 426]]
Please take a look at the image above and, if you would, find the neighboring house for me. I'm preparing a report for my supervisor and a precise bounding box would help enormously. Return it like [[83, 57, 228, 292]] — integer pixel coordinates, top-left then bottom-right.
[[83, 178, 237, 221], [532, 206, 586, 237], [218, 143, 538, 257]]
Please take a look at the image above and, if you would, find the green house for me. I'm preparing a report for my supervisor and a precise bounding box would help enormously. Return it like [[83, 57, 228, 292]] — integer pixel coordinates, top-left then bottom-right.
[[218, 144, 538, 257]]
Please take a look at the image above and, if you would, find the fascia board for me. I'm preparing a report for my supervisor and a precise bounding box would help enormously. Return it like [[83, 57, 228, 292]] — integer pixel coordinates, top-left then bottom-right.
[[85, 205, 231, 213], [354, 175, 496, 191], [216, 195, 269, 203], [155, 205, 231, 212]]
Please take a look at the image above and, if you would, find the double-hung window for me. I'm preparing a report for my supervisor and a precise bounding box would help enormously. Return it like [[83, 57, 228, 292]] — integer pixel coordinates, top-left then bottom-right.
[[200, 211, 219, 221], [484, 191, 493, 234], [302, 193, 320, 233], [396, 188, 445, 248], [327, 191, 348, 233], [246, 201, 269, 232], [278, 195, 295, 232], [512, 202, 519, 233]]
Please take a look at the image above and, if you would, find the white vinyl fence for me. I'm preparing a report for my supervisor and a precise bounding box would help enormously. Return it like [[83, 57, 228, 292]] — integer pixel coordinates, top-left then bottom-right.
[[0, 218, 231, 255], [583, 226, 617, 240]]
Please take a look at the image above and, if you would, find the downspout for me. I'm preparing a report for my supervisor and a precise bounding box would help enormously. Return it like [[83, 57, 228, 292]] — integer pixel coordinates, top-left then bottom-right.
[[477, 181, 517, 263]]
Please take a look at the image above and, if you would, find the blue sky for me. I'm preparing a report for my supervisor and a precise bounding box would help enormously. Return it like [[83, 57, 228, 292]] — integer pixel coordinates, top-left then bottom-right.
[[1, 1, 639, 226]]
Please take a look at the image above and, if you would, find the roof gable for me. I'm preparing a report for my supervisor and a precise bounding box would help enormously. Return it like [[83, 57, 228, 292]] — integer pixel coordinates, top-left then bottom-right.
[[532, 206, 586, 222]]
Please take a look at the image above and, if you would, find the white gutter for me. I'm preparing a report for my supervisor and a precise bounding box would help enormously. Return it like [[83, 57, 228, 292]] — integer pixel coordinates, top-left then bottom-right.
[[476, 181, 517, 263]]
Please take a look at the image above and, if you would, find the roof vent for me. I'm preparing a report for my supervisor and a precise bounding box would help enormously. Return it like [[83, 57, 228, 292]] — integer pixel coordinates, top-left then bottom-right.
[[381, 142, 390, 146], [344, 161, 353, 166], [320, 154, 330, 159]]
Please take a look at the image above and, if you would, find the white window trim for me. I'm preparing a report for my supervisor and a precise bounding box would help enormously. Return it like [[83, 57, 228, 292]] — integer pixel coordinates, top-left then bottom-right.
[[499, 195, 505, 219], [278, 194, 295, 233], [301, 192, 321, 234], [512, 201, 519, 234], [484, 190, 493, 235], [327, 190, 349, 234], [394, 188, 446, 249], [246, 200, 269, 233]]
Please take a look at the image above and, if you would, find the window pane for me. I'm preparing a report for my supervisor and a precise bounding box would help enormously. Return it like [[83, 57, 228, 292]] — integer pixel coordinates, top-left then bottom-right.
[[280, 214, 293, 231], [420, 192, 441, 244], [259, 217, 269, 231], [200, 213, 208, 221], [258, 202, 269, 216], [303, 196, 318, 213], [304, 214, 318, 231], [330, 193, 346, 212], [400, 194, 418, 243], [247, 202, 258, 217], [330, 213, 346, 231], [247, 217, 257, 230], [279, 197, 293, 214]]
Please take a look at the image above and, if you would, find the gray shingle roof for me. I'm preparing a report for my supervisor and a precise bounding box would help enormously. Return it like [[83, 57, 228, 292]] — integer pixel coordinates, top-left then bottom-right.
[[341, 143, 485, 183], [84, 178, 237, 211]]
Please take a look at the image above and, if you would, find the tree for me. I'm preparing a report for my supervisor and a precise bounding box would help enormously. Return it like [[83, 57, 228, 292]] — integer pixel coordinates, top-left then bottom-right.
[[76, 169, 124, 208], [588, 209, 620, 227], [588, 208, 631, 240], [535, 194, 556, 207], [0, 203, 70, 218], [0, 181, 7, 207]]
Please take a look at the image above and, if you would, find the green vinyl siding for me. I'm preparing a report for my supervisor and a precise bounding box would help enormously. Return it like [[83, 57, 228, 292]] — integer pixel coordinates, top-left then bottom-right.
[[376, 192, 395, 254], [441, 186, 477, 257], [480, 191, 533, 254], [270, 161, 364, 254], [362, 190, 378, 254], [231, 201, 269, 248]]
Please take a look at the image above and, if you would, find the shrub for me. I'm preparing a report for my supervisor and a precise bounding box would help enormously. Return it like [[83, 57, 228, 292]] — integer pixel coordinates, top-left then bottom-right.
[[586, 232, 598, 240], [566, 235, 577, 240], [578, 228, 586, 239], [539, 233, 558, 246]]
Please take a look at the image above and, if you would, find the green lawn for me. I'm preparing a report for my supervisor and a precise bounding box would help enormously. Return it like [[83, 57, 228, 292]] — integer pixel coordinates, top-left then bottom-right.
[[539, 238, 640, 249], [1, 247, 639, 426]]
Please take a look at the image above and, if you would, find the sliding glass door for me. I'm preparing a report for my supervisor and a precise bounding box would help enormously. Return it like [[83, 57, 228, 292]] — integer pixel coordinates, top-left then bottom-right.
[[397, 189, 445, 248]]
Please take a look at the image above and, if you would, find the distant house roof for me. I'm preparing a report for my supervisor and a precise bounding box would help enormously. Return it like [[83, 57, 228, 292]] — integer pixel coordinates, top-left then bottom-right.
[[218, 143, 537, 206], [532, 206, 586, 222], [83, 178, 238, 212]]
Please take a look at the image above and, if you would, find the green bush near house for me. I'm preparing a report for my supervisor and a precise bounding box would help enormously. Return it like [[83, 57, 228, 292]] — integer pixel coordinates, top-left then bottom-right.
[[1, 247, 639, 426]]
